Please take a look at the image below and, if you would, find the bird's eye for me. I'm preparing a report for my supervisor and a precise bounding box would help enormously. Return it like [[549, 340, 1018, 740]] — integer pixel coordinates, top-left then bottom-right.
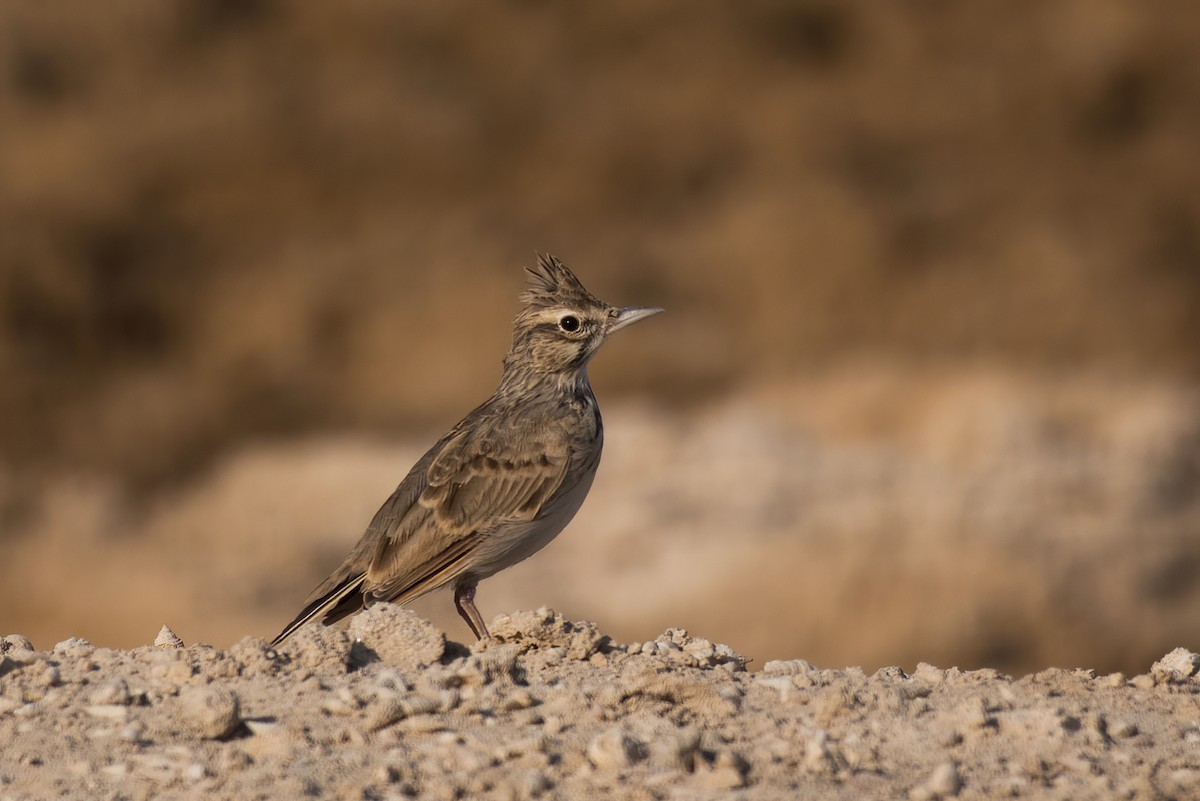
[[558, 315, 581, 332]]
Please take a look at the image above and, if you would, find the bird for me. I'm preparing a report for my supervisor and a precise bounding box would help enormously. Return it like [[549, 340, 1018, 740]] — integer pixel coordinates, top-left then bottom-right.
[[271, 254, 661, 645]]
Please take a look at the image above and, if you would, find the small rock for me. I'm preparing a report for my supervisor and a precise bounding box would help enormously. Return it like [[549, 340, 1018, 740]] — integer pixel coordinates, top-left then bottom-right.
[[84, 705, 130, 721], [488, 608, 607, 661], [119, 722, 146, 743], [89, 679, 132, 706], [763, 658, 817, 676], [362, 695, 405, 733], [178, 686, 241, 739], [492, 733, 548, 761], [321, 689, 360, 717], [910, 761, 963, 800], [694, 751, 747, 790], [804, 729, 845, 775], [663, 627, 688, 645], [756, 676, 795, 703], [521, 771, 552, 797], [1059, 713, 1083, 736], [693, 764, 745, 790], [648, 630, 747, 671], [1151, 648, 1200, 684], [460, 645, 522, 685], [1109, 718, 1139, 738], [587, 727, 646, 769], [53, 637, 94, 658], [912, 663, 947, 684], [1156, 763, 1200, 798], [227, 637, 282, 678], [869, 666, 905, 683], [952, 697, 995, 730], [2, 635, 34, 654], [649, 726, 701, 771], [539, 646, 565, 667], [275, 625, 353, 673], [130, 754, 178, 782], [365, 692, 441, 732], [501, 688, 538, 711], [146, 650, 194, 688], [219, 748, 252, 773], [154, 626, 185, 649], [348, 603, 446, 670], [39, 664, 61, 687], [683, 638, 714, 660]]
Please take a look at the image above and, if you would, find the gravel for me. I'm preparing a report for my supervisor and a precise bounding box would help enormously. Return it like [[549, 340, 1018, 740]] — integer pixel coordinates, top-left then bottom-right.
[[2, 605, 1200, 800]]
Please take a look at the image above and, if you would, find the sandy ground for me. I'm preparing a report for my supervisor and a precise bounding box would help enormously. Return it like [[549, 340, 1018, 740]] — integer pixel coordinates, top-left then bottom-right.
[[3, 0, 1199, 688], [3, 605, 1200, 801]]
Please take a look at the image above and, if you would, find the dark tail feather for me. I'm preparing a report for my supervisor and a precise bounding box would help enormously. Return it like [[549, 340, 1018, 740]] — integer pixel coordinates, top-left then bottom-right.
[[271, 573, 367, 646]]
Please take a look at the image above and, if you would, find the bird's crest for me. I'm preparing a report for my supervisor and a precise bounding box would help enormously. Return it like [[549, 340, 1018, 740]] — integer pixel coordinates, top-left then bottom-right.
[[521, 254, 602, 310]]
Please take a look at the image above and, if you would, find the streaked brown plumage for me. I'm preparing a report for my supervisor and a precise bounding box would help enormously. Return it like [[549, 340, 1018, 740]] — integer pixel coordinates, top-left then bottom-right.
[[271, 255, 661, 645]]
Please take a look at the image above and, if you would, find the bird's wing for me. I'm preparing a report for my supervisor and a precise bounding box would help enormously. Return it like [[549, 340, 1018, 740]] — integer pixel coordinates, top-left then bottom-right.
[[271, 444, 440, 644], [363, 428, 571, 602]]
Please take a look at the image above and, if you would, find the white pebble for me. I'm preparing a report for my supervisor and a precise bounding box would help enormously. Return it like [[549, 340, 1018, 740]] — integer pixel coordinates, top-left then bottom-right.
[[154, 626, 185, 649], [179, 686, 241, 739]]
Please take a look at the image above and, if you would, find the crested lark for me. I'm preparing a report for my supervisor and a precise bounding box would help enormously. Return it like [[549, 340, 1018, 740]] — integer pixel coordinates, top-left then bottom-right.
[[272, 254, 661, 644]]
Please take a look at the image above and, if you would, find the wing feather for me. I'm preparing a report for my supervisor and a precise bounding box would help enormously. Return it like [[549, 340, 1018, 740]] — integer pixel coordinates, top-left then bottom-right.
[[363, 431, 570, 601]]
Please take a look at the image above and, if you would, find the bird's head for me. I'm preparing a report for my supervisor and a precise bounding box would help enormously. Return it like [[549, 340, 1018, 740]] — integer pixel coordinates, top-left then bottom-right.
[[503, 254, 661, 381]]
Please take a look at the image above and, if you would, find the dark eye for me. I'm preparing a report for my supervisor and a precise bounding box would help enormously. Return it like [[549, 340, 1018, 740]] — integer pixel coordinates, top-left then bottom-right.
[[558, 315, 580, 332]]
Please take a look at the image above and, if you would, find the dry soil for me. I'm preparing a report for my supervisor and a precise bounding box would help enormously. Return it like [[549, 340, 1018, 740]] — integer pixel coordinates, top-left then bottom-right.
[[3, 606, 1200, 801]]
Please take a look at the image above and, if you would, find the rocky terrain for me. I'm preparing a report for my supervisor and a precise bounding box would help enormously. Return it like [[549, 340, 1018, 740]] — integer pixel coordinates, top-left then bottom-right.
[[3, 606, 1200, 801]]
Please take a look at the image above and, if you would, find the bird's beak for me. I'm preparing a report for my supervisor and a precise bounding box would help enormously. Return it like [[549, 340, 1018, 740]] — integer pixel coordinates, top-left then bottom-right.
[[608, 305, 663, 334]]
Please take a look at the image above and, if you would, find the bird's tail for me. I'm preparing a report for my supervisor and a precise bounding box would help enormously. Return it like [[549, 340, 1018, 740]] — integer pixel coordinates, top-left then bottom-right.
[[270, 572, 367, 647]]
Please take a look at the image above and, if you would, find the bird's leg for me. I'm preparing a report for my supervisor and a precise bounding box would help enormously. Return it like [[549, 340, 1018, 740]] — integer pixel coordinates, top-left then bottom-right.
[[453, 581, 490, 640]]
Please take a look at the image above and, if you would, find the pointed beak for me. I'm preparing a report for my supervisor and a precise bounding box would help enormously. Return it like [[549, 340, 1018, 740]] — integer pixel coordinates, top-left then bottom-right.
[[608, 305, 663, 335]]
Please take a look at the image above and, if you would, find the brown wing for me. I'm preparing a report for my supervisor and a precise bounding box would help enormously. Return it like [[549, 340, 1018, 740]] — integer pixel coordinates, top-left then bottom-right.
[[363, 429, 570, 603], [270, 441, 442, 644]]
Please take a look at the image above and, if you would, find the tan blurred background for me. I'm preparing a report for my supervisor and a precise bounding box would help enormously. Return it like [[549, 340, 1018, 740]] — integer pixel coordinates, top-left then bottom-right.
[[1, 1, 1198, 675]]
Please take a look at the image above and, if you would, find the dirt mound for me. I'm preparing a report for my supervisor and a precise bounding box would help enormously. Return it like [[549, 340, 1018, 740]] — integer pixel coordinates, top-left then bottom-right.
[[3, 607, 1199, 800], [4, 0, 1199, 696]]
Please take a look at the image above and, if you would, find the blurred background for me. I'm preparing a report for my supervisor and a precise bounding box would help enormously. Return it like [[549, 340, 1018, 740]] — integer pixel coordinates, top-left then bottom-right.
[[1, 0, 1198, 675]]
